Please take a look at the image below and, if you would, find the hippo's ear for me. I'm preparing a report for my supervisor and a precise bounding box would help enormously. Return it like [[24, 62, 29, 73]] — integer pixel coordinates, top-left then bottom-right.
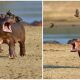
[[16, 16, 22, 22], [6, 10, 12, 16], [2, 22, 12, 32]]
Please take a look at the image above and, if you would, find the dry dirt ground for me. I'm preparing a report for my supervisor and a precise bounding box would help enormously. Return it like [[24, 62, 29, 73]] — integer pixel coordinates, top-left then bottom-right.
[[0, 26, 42, 79], [43, 43, 80, 79]]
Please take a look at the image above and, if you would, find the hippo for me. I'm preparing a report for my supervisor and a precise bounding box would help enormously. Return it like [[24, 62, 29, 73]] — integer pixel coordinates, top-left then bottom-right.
[[0, 12, 25, 58], [70, 39, 80, 57]]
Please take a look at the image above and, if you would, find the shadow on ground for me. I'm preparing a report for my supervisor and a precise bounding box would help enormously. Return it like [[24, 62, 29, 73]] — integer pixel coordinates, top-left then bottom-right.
[[0, 55, 8, 58], [43, 65, 80, 68]]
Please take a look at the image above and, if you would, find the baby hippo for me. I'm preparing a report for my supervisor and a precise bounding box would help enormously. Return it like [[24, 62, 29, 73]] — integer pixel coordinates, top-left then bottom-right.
[[0, 11, 25, 59], [70, 39, 80, 57]]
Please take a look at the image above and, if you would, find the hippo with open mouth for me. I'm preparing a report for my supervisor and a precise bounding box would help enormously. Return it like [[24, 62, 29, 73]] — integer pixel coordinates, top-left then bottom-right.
[[0, 11, 25, 58], [70, 39, 80, 57]]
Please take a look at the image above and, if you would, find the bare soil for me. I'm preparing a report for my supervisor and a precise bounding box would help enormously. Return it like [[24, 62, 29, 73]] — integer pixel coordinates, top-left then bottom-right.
[[43, 43, 80, 79]]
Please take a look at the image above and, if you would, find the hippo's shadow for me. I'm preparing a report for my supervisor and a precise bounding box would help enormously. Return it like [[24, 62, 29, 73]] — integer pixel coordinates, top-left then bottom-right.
[[43, 65, 80, 68], [0, 55, 8, 58]]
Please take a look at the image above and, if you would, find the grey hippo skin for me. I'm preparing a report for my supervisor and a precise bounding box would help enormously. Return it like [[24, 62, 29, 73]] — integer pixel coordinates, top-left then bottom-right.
[[0, 11, 25, 58]]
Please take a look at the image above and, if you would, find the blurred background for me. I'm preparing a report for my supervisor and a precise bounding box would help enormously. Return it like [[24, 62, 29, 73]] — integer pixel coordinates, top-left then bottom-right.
[[43, 1, 80, 44], [0, 1, 42, 24]]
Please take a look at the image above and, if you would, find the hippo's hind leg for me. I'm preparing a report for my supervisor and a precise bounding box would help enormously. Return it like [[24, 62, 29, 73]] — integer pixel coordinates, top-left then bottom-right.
[[19, 41, 25, 56], [8, 40, 16, 59]]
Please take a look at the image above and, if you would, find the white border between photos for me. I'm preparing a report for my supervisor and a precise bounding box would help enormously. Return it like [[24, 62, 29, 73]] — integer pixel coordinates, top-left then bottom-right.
[[42, 0, 43, 80], [0, 0, 42, 1]]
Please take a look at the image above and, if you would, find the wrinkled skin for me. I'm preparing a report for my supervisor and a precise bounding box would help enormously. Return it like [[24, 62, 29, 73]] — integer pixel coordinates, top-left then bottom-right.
[[0, 11, 25, 58], [70, 39, 80, 57]]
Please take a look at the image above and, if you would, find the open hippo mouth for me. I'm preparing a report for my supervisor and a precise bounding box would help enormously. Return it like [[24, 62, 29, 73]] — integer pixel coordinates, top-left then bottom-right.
[[3, 22, 12, 32], [70, 42, 78, 52]]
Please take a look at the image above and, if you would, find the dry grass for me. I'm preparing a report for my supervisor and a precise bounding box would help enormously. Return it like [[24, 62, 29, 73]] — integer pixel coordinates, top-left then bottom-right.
[[0, 26, 42, 79], [43, 43, 80, 79]]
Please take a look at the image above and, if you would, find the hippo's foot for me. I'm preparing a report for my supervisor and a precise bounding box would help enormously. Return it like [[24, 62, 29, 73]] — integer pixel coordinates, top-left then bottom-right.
[[20, 53, 25, 56], [9, 54, 16, 59]]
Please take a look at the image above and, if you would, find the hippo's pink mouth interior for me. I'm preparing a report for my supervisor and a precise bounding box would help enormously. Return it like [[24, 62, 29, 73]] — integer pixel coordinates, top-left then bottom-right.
[[3, 22, 12, 32], [5, 22, 11, 27]]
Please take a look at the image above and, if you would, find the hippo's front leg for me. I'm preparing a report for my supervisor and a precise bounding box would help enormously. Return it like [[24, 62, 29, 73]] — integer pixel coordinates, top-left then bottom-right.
[[8, 41, 16, 59]]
